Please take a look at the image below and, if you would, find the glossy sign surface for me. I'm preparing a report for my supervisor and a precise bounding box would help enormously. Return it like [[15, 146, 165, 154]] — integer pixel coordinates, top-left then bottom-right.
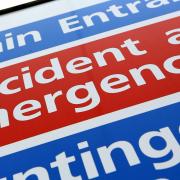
[[0, 0, 179, 179]]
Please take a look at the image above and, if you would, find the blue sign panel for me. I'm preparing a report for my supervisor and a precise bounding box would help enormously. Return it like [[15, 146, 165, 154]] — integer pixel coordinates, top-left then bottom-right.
[[0, 0, 179, 179], [0, 103, 179, 180], [0, 0, 179, 62]]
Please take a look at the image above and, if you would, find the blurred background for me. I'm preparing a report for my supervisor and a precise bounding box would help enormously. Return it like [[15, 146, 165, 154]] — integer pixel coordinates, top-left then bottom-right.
[[0, 0, 37, 10]]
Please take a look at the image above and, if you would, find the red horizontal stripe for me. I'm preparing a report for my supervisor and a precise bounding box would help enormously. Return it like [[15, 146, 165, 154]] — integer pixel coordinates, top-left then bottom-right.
[[0, 17, 179, 146]]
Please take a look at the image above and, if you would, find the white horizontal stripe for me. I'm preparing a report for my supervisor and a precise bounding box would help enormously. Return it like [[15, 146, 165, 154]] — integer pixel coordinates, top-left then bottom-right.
[[0, 0, 109, 31], [0, 11, 179, 69], [0, 92, 179, 157]]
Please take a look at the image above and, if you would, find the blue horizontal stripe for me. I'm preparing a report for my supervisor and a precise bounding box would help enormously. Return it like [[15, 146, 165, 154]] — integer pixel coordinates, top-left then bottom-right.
[[0, 103, 179, 179], [0, 0, 179, 62]]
